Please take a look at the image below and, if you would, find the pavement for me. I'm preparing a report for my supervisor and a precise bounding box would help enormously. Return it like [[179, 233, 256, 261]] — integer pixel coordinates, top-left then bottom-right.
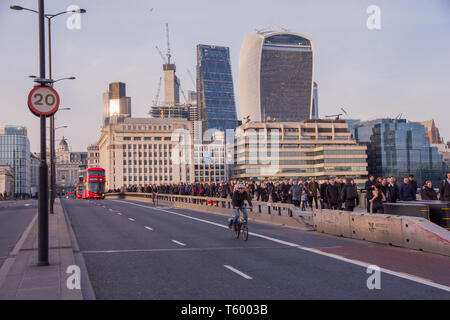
[[62, 198, 450, 300], [0, 199, 82, 300]]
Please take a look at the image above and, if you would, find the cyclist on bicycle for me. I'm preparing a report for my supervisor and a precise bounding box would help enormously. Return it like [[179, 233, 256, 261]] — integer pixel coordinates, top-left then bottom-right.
[[228, 184, 253, 230]]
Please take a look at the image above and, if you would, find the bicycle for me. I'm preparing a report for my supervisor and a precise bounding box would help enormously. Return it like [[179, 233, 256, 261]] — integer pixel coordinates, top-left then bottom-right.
[[232, 211, 249, 241]]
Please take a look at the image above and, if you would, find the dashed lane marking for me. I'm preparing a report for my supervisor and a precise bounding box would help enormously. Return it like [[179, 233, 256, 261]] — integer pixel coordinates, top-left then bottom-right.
[[171, 240, 186, 246], [224, 265, 253, 280], [111, 199, 450, 293]]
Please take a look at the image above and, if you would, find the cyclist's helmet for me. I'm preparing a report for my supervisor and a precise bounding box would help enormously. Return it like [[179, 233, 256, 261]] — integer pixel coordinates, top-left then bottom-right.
[[238, 183, 246, 189]]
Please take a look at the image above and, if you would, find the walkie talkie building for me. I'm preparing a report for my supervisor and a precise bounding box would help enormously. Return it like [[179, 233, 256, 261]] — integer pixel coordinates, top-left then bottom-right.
[[238, 31, 314, 122]]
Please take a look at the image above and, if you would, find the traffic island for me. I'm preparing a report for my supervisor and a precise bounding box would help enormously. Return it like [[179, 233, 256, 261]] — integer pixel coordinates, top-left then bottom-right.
[[0, 199, 82, 300]]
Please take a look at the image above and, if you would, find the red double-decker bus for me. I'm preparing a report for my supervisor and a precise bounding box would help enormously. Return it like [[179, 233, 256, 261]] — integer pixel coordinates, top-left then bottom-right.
[[82, 167, 106, 199]]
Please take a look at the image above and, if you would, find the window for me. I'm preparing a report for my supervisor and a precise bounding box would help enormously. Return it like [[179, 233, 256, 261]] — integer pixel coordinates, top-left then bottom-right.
[[124, 137, 131, 141]]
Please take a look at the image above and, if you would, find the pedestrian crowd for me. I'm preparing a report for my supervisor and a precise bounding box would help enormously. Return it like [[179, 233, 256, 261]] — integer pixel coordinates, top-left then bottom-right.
[[107, 171, 450, 213]]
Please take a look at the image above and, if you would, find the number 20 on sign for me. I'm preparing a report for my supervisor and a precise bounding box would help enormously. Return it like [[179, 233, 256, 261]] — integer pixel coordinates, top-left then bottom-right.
[[27, 85, 60, 117]]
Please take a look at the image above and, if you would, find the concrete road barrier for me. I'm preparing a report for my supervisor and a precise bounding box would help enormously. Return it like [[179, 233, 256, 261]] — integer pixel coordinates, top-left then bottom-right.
[[349, 212, 404, 247], [314, 210, 352, 238], [313, 209, 449, 257], [402, 216, 450, 256]]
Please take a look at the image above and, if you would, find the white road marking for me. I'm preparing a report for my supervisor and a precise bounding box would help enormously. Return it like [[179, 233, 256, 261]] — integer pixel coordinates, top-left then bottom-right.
[[224, 265, 252, 280], [145, 226, 153, 231], [112, 200, 450, 292], [128, 218, 135, 221], [109, 209, 114, 211], [116, 212, 122, 215], [171, 240, 186, 246], [24, 204, 31, 207]]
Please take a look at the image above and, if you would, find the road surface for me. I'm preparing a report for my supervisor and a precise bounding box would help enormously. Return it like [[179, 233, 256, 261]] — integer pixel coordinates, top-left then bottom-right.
[[62, 198, 450, 300], [0, 200, 36, 268]]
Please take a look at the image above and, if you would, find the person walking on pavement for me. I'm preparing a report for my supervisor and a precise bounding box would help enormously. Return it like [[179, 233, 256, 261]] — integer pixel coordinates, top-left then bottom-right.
[[399, 177, 416, 201], [326, 179, 340, 210], [387, 176, 399, 203], [319, 178, 329, 209], [422, 180, 438, 200], [439, 171, 450, 201], [289, 180, 302, 207], [408, 174, 418, 200], [307, 177, 319, 209], [370, 184, 386, 213], [365, 175, 376, 212], [340, 179, 359, 211]]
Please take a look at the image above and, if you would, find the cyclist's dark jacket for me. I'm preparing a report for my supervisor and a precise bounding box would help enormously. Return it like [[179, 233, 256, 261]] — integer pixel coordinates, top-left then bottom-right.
[[232, 190, 253, 208]]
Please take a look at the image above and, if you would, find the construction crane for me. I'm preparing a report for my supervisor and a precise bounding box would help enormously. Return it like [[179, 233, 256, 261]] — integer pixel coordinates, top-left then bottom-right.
[[179, 86, 188, 103], [155, 46, 167, 64], [165, 23, 171, 64], [341, 108, 351, 119], [153, 77, 162, 108], [187, 69, 196, 88]]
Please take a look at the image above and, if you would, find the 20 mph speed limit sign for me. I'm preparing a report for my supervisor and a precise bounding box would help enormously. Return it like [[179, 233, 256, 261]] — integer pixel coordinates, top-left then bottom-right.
[[28, 85, 60, 117]]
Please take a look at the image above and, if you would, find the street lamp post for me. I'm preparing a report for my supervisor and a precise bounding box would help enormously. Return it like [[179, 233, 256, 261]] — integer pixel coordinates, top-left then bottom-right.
[[10, 3, 86, 266], [37, 0, 48, 267]]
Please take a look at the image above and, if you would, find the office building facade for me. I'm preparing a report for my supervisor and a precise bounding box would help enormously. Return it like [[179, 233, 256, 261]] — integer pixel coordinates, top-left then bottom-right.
[[87, 144, 100, 168], [97, 117, 193, 190], [232, 120, 368, 185], [0, 126, 31, 196], [353, 119, 445, 186], [197, 44, 239, 133], [239, 31, 314, 122]]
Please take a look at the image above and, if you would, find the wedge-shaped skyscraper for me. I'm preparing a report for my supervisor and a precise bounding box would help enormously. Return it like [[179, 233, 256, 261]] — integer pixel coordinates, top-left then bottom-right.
[[239, 31, 314, 122]]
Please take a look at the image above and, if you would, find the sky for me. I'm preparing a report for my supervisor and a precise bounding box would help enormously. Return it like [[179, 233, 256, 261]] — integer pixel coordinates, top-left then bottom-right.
[[1, 0, 449, 153]]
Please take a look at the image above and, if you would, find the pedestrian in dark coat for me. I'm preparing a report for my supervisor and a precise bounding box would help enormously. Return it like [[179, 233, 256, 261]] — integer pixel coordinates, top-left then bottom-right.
[[439, 172, 450, 201], [319, 178, 329, 209], [387, 176, 399, 203], [326, 180, 340, 210], [408, 175, 418, 200], [399, 178, 416, 201], [421, 181, 438, 200], [365, 175, 376, 212], [340, 179, 359, 211]]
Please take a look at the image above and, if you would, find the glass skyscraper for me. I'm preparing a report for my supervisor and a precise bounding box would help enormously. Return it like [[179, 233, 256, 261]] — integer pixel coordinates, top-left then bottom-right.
[[196, 44, 239, 133], [353, 119, 445, 186], [0, 126, 31, 195], [239, 31, 314, 122]]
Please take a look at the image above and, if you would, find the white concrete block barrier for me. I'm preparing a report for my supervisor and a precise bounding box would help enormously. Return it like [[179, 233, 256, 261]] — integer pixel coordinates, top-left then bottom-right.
[[313, 209, 450, 257], [402, 216, 450, 257]]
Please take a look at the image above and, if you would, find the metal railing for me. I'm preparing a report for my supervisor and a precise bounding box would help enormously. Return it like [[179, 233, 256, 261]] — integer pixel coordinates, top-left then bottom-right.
[[106, 192, 297, 217]]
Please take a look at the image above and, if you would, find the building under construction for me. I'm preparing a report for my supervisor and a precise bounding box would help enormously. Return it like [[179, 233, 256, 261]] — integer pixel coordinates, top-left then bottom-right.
[[150, 23, 196, 121]]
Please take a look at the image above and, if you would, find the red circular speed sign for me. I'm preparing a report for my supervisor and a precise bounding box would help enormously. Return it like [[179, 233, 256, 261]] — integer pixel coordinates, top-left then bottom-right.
[[28, 85, 60, 117]]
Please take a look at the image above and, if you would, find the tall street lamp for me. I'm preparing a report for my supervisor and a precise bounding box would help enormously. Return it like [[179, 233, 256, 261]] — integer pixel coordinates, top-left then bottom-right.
[[13, 4, 86, 214], [10, 3, 86, 266]]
